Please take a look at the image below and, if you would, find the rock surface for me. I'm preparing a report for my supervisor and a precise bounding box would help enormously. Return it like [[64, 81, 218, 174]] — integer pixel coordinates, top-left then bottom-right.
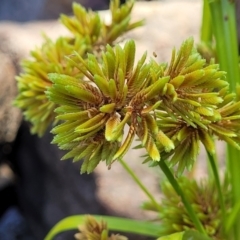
[[0, 0, 228, 239]]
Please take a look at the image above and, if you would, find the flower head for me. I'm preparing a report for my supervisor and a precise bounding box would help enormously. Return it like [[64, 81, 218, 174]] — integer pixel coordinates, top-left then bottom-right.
[[15, 36, 85, 136], [47, 40, 168, 173], [60, 0, 144, 46], [47, 37, 240, 174], [15, 0, 143, 137], [144, 38, 240, 174], [75, 215, 127, 240], [142, 177, 231, 240]]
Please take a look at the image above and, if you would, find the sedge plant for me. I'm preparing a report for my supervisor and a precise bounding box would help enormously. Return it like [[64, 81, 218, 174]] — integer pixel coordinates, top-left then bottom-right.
[[14, 0, 240, 239]]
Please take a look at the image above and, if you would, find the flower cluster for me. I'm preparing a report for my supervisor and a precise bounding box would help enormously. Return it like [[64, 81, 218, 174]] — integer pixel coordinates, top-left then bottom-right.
[[144, 38, 240, 174], [142, 177, 231, 240], [47, 40, 168, 173], [15, 0, 143, 136], [15, 37, 86, 135], [61, 0, 144, 46], [161, 40, 226, 133], [75, 215, 127, 240], [46, 37, 240, 174]]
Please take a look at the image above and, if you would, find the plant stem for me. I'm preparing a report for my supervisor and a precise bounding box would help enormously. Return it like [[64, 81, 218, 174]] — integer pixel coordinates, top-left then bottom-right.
[[227, 146, 240, 239], [158, 160, 207, 236], [221, 0, 240, 91], [119, 158, 161, 211], [208, 1, 228, 71], [201, 0, 212, 43], [208, 0, 240, 239], [206, 150, 226, 230]]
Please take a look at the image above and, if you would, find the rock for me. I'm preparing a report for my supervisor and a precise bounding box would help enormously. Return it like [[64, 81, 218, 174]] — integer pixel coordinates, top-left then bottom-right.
[[8, 122, 108, 240], [0, 52, 22, 143], [0, 207, 32, 240]]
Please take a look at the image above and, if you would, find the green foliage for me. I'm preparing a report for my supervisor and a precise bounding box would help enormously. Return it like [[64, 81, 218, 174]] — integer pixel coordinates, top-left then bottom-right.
[[182, 230, 213, 240], [157, 232, 184, 240], [44, 215, 160, 240], [157, 231, 213, 240]]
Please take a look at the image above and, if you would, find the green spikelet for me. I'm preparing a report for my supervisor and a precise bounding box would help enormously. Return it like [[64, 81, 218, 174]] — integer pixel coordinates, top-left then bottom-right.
[[14, 37, 85, 136]]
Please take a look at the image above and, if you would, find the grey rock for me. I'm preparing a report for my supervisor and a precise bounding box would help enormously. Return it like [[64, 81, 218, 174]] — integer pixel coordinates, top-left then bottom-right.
[[0, 52, 22, 143]]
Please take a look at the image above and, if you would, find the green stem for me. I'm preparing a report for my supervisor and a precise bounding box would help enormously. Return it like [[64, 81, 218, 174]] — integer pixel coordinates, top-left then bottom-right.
[[206, 150, 226, 228], [209, 0, 240, 239], [201, 0, 212, 43], [208, 1, 228, 71], [227, 146, 240, 239], [221, 0, 240, 91], [158, 160, 207, 236], [119, 158, 161, 211]]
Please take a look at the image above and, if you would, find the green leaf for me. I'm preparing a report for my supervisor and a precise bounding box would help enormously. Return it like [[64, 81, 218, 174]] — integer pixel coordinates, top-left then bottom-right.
[[157, 232, 184, 240], [183, 230, 213, 240], [44, 215, 161, 240], [225, 200, 240, 234], [157, 230, 213, 240]]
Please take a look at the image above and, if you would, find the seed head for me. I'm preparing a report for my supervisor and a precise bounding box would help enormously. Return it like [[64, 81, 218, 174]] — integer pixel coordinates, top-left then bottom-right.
[[142, 177, 231, 240], [47, 40, 168, 173], [75, 215, 127, 240]]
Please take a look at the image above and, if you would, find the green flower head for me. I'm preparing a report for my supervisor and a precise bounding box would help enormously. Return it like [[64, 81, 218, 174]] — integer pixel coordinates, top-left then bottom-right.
[[75, 215, 127, 240], [61, 0, 144, 46], [145, 38, 240, 174], [15, 36, 86, 136], [142, 177, 231, 240], [47, 40, 169, 173], [15, 0, 143, 137], [47, 37, 240, 174]]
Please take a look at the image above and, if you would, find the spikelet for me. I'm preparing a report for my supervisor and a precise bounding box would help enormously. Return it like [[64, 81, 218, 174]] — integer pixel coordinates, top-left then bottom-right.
[[106, 0, 144, 43]]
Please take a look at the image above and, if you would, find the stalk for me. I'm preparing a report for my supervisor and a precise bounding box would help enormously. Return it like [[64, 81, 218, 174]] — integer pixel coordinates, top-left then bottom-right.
[[201, 0, 212, 43], [119, 158, 161, 211], [158, 160, 207, 236], [206, 150, 226, 235], [208, 0, 240, 238]]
